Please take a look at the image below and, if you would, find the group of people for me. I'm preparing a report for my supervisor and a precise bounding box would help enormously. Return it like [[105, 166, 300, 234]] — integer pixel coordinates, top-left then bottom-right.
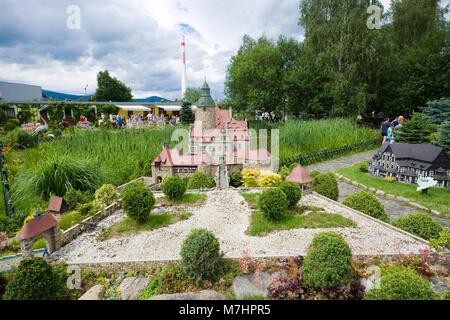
[[98, 113, 180, 129], [381, 115, 405, 145]]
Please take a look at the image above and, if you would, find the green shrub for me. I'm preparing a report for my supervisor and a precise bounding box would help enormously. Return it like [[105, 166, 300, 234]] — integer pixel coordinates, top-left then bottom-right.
[[278, 166, 291, 180], [76, 201, 101, 217], [258, 188, 288, 221], [311, 173, 339, 201], [187, 172, 215, 189], [302, 232, 352, 289], [64, 188, 93, 210], [429, 228, 450, 252], [4, 258, 62, 300], [4, 118, 20, 132], [310, 170, 321, 179], [162, 176, 187, 200], [392, 213, 442, 241], [122, 181, 155, 223], [229, 170, 243, 187], [359, 162, 369, 173], [279, 181, 301, 209], [5, 129, 38, 149], [0, 211, 29, 237], [343, 191, 389, 222], [364, 266, 435, 300], [0, 274, 7, 298], [95, 184, 118, 207], [180, 229, 224, 283], [58, 211, 84, 231]]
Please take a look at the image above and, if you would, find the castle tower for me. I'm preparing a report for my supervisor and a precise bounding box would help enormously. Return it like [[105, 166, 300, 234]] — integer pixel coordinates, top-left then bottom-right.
[[195, 79, 216, 131]]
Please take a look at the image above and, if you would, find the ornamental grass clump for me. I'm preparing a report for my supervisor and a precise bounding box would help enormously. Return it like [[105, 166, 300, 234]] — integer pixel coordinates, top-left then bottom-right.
[[392, 213, 442, 241], [311, 173, 339, 201], [364, 266, 435, 300], [258, 188, 288, 221], [162, 176, 187, 200], [279, 181, 301, 209], [302, 232, 352, 289], [343, 191, 389, 222], [122, 181, 155, 223], [180, 229, 224, 283]]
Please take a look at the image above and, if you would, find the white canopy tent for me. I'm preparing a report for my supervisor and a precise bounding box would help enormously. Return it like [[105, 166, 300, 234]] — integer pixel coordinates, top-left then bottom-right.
[[116, 105, 152, 112]]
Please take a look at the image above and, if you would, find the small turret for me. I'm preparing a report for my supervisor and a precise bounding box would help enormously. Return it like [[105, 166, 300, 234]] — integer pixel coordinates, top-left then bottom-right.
[[195, 79, 216, 130]]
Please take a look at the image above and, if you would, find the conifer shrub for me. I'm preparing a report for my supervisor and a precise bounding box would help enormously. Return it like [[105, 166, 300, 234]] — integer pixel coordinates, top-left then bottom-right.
[[279, 181, 301, 209], [343, 191, 389, 222], [258, 188, 288, 221], [180, 229, 224, 283], [392, 213, 442, 241], [311, 172, 339, 201], [302, 232, 352, 289], [396, 112, 437, 144], [162, 176, 187, 200]]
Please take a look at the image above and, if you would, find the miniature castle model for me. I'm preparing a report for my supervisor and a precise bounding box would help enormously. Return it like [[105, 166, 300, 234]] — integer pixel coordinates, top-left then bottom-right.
[[369, 143, 450, 188], [151, 80, 272, 186]]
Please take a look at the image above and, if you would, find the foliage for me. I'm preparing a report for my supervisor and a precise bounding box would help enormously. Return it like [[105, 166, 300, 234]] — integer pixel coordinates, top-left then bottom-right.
[[436, 120, 450, 155], [258, 172, 282, 188], [64, 188, 93, 210], [241, 168, 260, 187], [3, 258, 62, 300], [0, 211, 28, 237], [258, 188, 288, 221], [302, 233, 352, 289], [311, 173, 339, 201], [279, 181, 301, 209], [278, 166, 291, 180], [383, 176, 397, 183], [187, 172, 215, 190], [4, 119, 20, 132], [358, 162, 369, 173], [97, 104, 119, 116], [162, 176, 187, 200], [158, 193, 207, 208], [180, 229, 224, 283], [4, 129, 38, 150], [183, 87, 202, 105], [343, 191, 389, 222], [76, 200, 101, 217], [229, 170, 243, 188], [392, 213, 442, 241], [429, 228, 450, 252], [95, 184, 118, 207], [0, 274, 6, 299], [309, 170, 320, 179], [364, 266, 435, 300], [396, 113, 438, 144], [58, 211, 84, 231], [422, 99, 450, 125], [121, 181, 155, 224], [180, 100, 195, 125], [93, 70, 133, 102]]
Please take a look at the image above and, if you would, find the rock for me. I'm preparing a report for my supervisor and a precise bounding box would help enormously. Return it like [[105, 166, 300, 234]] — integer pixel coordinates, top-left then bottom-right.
[[351, 181, 359, 187], [430, 276, 450, 297], [359, 278, 377, 294], [119, 277, 150, 300], [408, 202, 428, 211], [232, 272, 272, 299], [386, 194, 396, 200], [359, 184, 368, 190], [431, 265, 449, 277], [368, 187, 377, 193], [149, 290, 226, 300], [375, 190, 385, 196], [431, 210, 441, 216], [79, 285, 105, 300]]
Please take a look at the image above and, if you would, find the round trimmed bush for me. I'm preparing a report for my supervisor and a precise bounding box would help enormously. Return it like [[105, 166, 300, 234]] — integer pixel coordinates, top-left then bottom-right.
[[279, 181, 301, 209], [4, 258, 62, 300], [343, 191, 389, 222], [392, 213, 442, 240], [229, 170, 243, 188], [180, 229, 224, 282], [302, 232, 352, 289], [311, 173, 339, 201], [162, 176, 187, 200], [122, 181, 155, 223], [364, 266, 435, 300], [258, 188, 288, 221], [187, 172, 215, 189]]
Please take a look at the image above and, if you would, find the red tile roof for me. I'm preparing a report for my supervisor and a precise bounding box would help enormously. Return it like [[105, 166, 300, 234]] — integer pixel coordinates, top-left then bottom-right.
[[16, 213, 58, 240], [48, 196, 64, 213], [286, 165, 313, 185]]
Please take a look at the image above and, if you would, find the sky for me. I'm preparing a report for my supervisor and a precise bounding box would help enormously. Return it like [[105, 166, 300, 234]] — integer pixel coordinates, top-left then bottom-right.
[[0, 0, 446, 100]]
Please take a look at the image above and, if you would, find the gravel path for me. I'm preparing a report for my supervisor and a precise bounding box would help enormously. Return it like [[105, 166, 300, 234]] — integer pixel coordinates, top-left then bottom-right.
[[55, 190, 427, 264], [306, 150, 376, 173]]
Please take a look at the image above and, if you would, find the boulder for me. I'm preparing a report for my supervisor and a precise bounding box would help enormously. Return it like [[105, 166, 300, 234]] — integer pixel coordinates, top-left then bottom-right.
[[232, 272, 272, 299], [430, 276, 450, 297], [149, 290, 226, 300], [79, 285, 105, 300], [431, 265, 449, 277], [119, 277, 150, 300]]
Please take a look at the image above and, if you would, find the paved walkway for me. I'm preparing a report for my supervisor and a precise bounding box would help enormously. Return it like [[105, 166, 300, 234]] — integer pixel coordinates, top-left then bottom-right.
[[306, 150, 376, 173], [54, 190, 427, 264]]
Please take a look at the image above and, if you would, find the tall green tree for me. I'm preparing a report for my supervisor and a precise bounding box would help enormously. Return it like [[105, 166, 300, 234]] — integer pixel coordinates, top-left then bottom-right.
[[396, 113, 437, 144], [436, 121, 450, 155], [183, 87, 202, 104], [93, 70, 133, 102], [180, 100, 194, 125]]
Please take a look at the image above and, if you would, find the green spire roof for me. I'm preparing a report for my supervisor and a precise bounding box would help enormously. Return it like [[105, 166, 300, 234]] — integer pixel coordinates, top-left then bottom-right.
[[196, 79, 215, 107]]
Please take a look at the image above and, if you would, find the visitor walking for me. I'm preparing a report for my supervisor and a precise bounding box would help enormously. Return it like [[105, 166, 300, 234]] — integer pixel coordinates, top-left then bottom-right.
[[42, 247, 50, 258], [117, 114, 123, 129], [381, 117, 390, 144], [387, 123, 395, 144], [397, 115, 405, 127]]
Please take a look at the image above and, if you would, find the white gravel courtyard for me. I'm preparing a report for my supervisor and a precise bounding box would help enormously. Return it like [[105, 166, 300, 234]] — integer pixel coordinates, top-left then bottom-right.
[[55, 190, 428, 264]]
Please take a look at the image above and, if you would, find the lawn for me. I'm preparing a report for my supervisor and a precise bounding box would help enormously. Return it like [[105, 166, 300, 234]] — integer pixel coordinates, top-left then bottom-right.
[[97, 211, 192, 240], [241, 193, 356, 236], [336, 162, 450, 215], [157, 193, 207, 207]]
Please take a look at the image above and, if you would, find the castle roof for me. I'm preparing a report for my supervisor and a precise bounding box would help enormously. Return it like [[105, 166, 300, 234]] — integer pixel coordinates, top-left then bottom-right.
[[16, 213, 58, 240], [196, 80, 215, 107]]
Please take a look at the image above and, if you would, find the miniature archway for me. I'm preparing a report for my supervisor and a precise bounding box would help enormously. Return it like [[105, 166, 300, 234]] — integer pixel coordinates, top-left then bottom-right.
[[16, 212, 60, 258]]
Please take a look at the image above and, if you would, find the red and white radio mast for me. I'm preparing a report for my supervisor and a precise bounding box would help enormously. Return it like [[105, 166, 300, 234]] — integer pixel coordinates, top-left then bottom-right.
[[181, 35, 187, 98]]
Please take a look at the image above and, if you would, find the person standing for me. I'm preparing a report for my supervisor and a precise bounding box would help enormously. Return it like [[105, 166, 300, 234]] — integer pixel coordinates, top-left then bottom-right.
[[117, 114, 123, 129], [392, 116, 400, 127], [381, 117, 391, 144], [387, 123, 395, 144]]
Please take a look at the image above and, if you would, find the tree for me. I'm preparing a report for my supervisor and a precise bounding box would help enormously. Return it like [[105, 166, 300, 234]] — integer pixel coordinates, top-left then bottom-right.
[[180, 100, 194, 125], [422, 99, 450, 125], [183, 87, 202, 104], [396, 113, 437, 144], [437, 121, 450, 156], [93, 70, 133, 102]]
